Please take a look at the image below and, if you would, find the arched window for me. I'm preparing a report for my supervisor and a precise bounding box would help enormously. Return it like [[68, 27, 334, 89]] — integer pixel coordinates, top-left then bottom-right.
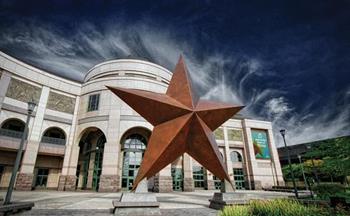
[[122, 134, 147, 151], [220, 152, 225, 161], [121, 133, 148, 190], [230, 151, 242, 162], [41, 127, 66, 145], [0, 118, 25, 138]]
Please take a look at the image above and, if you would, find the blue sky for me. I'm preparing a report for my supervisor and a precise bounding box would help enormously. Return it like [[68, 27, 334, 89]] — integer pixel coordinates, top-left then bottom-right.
[[0, 0, 349, 146]]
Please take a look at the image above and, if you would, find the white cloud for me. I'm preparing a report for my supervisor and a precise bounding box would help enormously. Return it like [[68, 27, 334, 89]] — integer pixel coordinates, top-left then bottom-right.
[[0, 20, 349, 147], [265, 97, 293, 119], [273, 106, 350, 146]]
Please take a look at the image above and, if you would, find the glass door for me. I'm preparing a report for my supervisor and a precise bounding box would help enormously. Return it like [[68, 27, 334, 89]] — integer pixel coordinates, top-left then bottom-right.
[[121, 134, 147, 191], [193, 166, 205, 188], [171, 167, 183, 191], [92, 148, 103, 191], [122, 151, 142, 190], [233, 168, 245, 189], [92, 137, 105, 191]]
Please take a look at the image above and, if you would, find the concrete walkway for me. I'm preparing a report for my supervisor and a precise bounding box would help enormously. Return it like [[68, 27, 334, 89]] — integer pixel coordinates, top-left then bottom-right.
[[0, 190, 292, 215]]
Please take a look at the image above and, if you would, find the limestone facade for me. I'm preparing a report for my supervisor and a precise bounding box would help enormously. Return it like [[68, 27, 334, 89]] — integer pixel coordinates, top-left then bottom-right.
[[0, 51, 284, 192]]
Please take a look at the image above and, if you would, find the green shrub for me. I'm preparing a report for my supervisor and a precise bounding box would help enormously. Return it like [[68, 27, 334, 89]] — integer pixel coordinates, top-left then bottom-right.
[[312, 184, 346, 199], [218, 199, 334, 216], [219, 205, 250, 216], [249, 199, 322, 216]]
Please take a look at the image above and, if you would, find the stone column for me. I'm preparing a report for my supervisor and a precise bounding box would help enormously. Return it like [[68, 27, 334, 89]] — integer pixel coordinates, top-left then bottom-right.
[[99, 92, 121, 192], [223, 127, 235, 188], [16, 86, 50, 190], [0, 70, 11, 110], [205, 170, 215, 190], [183, 153, 194, 192], [58, 96, 80, 191], [153, 164, 173, 192], [242, 120, 260, 190], [267, 129, 284, 186], [241, 122, 252, 190]]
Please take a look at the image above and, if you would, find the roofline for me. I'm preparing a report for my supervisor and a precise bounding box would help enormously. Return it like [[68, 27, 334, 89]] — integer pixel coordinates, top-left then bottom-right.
[[0, 50, 82, 85], [84, 58, 173, 82], [277, 134, 350, 149]]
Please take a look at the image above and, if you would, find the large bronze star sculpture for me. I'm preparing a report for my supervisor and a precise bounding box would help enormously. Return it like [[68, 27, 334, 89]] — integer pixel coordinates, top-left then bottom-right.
[[107, 56, 244, 190]]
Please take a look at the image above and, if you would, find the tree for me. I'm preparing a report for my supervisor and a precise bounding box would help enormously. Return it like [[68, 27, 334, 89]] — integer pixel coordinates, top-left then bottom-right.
[[282, 163, 303, 181], [304, 136, 350, 184]]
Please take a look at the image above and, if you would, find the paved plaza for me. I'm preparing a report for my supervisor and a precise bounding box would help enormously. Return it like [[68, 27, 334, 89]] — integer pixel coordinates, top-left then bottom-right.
[[0, 190, 293, 215]]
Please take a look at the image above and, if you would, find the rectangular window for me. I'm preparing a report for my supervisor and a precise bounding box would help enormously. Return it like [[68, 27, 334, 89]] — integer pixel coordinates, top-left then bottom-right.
[[87, 94, 100, 112], [233, 168, 245, 190], [213, 175, 221, 190], [193, 166, 205, 188]]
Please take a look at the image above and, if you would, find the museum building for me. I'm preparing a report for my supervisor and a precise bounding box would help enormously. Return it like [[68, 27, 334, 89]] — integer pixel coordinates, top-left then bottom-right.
[[0, 51, 284, 192]]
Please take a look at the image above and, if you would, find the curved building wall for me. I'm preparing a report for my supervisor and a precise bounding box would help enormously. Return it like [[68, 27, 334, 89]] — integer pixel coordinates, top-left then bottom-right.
[[0, 51, 284, 192], [0, 51, 81, 190], [71, 60, 171, 191]]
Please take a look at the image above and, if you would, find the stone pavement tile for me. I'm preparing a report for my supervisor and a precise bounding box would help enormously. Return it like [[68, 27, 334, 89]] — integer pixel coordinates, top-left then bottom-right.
[[1, 190, 292, 216], [17, 208, 219, 216], [161, 208, 218, 216], [17, 209, 112, 216], [62, 197, 115, 209]]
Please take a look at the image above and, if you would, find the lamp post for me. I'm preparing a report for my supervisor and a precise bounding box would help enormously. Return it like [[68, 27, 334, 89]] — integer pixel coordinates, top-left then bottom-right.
[[280, 129, 299, 199], [4, 100, 36, 205], [306, 144, 320, 185]]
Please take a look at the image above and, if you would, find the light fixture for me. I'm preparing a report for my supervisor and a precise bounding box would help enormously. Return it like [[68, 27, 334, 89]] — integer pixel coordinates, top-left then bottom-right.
[[27, 99, 36, 114]]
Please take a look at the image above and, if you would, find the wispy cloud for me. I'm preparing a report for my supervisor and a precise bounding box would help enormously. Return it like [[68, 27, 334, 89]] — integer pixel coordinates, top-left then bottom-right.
[[0, 20, 349, 146]]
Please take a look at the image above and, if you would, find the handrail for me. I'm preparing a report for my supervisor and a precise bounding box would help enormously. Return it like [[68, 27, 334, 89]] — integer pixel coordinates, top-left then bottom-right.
[[0, 128, 23, 139], [41, 136, 66, 145]]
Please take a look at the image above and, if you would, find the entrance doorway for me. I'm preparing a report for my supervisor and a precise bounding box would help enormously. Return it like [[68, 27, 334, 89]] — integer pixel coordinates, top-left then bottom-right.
[[171, 167, 183, 191], [121, 134, 147, 190], [92, 136, 105, 191], [77, 128, 106, 191], [120, 127, 151, 191]]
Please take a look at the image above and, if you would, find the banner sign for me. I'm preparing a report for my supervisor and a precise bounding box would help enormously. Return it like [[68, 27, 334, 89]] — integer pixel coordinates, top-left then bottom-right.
[[251, 130, 270, 159]]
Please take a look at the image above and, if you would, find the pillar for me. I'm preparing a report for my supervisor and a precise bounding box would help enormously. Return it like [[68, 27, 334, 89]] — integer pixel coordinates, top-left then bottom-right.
[[99, 92, 121, 192], [16, 86, 50, 190], [153, 164, 173, 192], [241, 122, 252, 190], [183, 153, 194, 191], [242, 120, 260, 190], [0, 70, 11, 110], [223, 127, 235, 188], [267, 129, 284, 186], [58, 96, 80, 191], [205, 170, 215, 190]]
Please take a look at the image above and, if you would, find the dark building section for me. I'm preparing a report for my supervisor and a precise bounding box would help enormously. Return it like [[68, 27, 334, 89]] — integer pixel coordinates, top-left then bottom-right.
[[278, 135, 350, 166]]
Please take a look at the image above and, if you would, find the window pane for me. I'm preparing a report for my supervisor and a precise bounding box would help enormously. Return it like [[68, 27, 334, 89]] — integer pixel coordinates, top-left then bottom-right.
[[230, 151, 242, 162], [87, 94, 100, 112]]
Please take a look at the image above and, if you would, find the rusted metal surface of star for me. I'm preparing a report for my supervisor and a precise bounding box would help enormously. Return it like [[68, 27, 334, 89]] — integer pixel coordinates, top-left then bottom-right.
[[107, 56, 244, 190]]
